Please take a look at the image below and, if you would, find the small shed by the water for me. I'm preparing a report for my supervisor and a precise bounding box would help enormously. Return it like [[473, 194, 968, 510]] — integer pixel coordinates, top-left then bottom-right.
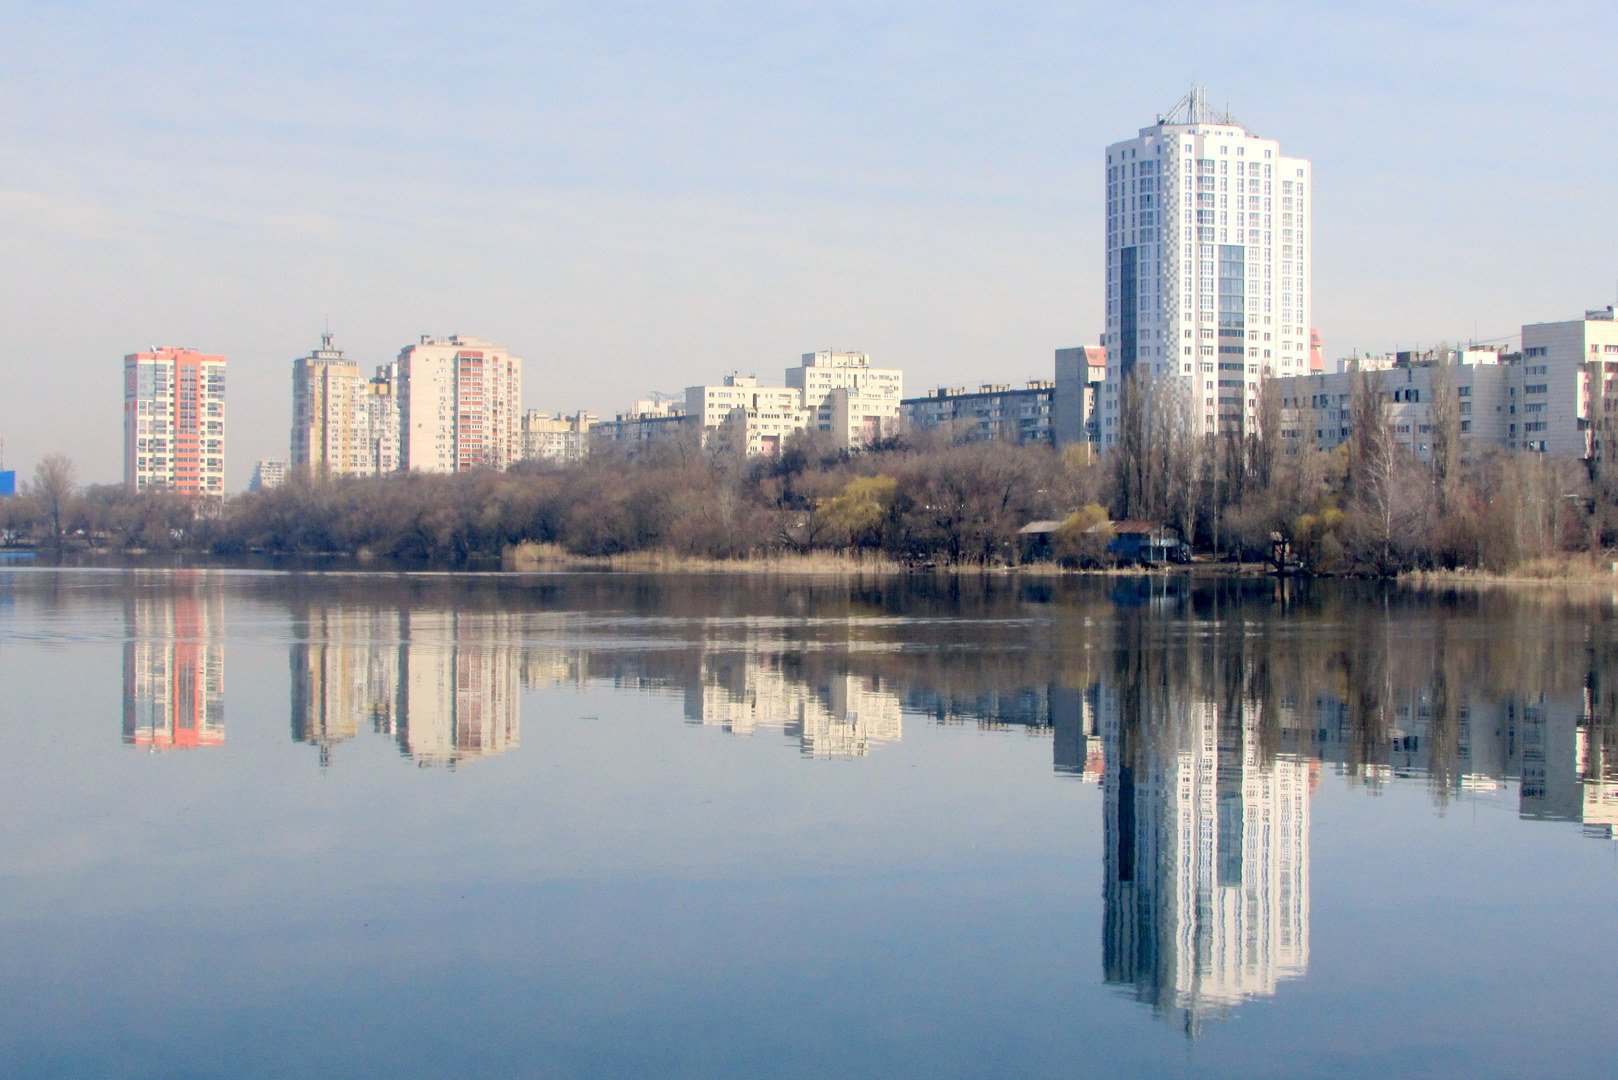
[[1105, 521, 1188, 564], [1017, 520, 1067, 561]]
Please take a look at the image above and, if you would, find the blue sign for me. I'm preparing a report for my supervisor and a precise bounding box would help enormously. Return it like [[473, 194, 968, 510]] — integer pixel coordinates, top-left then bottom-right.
[[0, 471, 15, 497]]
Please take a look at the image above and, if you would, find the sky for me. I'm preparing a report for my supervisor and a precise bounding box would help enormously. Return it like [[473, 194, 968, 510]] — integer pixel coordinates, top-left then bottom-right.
[[2, 0, 1616, 490]]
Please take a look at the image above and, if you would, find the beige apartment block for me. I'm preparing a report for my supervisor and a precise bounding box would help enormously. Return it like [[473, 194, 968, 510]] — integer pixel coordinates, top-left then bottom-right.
[[521, 410, 596, 464], [398, 335, 523, 473], [1054, 345, 1107, 447], [291, 334, 373, 479]]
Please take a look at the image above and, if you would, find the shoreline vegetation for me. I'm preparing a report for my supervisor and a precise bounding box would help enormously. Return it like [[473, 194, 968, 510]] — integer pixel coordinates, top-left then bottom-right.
[[6, 391, 1618, 584]]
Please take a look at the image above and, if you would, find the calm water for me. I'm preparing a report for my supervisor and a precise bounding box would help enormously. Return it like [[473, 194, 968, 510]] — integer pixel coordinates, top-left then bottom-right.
[[1, 568, 1616, 1079]]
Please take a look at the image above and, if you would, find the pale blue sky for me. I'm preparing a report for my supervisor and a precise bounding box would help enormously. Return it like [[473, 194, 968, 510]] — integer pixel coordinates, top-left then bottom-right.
[[2, 1, 1615, 488]]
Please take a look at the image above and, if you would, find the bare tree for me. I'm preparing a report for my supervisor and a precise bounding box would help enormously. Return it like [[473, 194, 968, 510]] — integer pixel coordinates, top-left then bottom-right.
[[1427, 356, 1461, 517], [31, 453, 77, 550]]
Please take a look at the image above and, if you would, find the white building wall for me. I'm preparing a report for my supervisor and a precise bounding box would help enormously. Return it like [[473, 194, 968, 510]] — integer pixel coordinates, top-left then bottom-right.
[[399, 335, 524, 473], [1100, 89, 1310, 448]]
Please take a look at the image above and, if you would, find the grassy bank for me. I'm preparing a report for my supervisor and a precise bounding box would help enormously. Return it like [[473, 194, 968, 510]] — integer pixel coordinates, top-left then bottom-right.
[[502, 542, 909, 575], [1402, 555, 1618, 589]]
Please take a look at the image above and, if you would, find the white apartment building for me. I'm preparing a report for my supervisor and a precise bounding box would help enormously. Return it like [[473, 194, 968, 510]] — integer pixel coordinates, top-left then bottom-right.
[[365, 362, 401, 474], [250, 458, 287, 491], [1516, 307, 1618, 455], [685, 375, 811, 457], [591, 396, 687, 453], [398, 335, 523, 473], [902, 381, 1056, 445], [788, 350, 905, 448], [681, 352, 904, 457], [1100, 87, 1311, 447], [1276, 349, 1513, 462], [123, 346, 227, 497], [1274, 307, 1618, 463]]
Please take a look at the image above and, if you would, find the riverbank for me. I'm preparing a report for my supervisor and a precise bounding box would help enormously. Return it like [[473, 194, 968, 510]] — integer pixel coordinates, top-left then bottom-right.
[[1402, 555, 1618, 589]]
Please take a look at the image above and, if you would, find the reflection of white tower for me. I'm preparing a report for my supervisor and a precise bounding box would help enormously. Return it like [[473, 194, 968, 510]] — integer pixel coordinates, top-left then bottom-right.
[[691, 652, 901, 758], [1103, 684, 1310, 1033], [397, 611, 521, 766]]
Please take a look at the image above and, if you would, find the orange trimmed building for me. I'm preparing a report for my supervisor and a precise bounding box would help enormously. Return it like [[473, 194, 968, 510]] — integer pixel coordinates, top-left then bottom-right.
[[123, 347, 227, 497]]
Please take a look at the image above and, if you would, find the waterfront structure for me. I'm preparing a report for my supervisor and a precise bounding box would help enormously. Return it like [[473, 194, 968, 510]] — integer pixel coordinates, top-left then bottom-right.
[[123, 347, 227, 497], [250, 458, 287, 491], [521, 410, 596, 464], [1099, 88, 1311, 448], [903, 380, 1056, 445], [397, 335, 523, 473], [1054, 345, 1107, 447]]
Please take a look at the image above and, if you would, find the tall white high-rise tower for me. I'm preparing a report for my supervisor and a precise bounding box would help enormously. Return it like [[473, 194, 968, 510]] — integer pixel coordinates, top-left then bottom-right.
[[1098, 88, 1311, 446]]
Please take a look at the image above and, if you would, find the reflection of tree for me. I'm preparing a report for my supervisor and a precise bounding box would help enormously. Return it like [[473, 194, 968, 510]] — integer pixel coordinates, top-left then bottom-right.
[[245, 572, 1618, 833]]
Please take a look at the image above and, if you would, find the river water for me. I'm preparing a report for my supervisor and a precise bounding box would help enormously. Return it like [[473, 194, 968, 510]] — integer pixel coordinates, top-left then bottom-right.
[[1, 568, 1615, 1078]]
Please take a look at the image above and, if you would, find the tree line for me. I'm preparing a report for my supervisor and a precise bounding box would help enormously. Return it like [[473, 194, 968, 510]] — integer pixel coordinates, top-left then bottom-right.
[[3, 372, 1612, 574]]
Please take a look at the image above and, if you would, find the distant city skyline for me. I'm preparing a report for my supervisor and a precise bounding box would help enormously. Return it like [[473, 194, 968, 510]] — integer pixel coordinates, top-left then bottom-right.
[[3, 2, 1616, 488]]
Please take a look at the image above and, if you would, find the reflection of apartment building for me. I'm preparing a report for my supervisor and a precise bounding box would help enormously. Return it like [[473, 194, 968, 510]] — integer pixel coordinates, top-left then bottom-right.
[[396, 611, 521, 766], [287, 608, 520, 767], [687, 652, 901, 758], [123, 588, 225, 749], [290, 607, 404, 766], [1102, 685, 1310, 1033]]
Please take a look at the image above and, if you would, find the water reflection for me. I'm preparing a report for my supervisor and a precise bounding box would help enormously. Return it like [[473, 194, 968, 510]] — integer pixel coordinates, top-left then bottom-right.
[[258, 577, 1618, 839], [689, 653, 902, 757], [96, 572, 1618, 1039], [122, 587, 224, 749], [1099, 672, 1311, 1033], [291, 607, 520, 768]]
